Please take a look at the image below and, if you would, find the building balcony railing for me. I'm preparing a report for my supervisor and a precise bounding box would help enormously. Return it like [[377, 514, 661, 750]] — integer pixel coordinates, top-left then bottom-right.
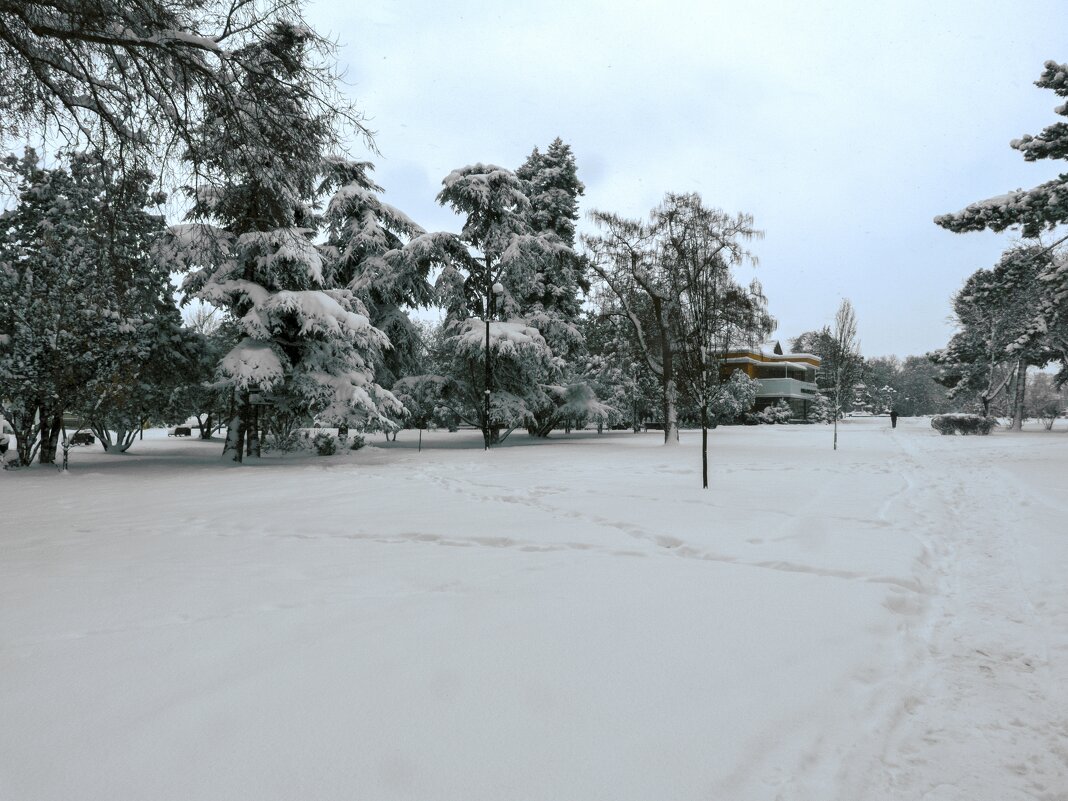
[[755, 377, 820, 399]]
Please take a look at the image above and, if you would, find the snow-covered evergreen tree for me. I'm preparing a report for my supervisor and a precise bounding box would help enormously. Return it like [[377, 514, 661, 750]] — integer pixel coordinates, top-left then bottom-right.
[[809, 391, 833, 423], [935, 61, 1068, 238], [0, 149, 193, 463], [708, 370, 759, 425], [434, 162, 571, 447], [580, 307, 662, 432], [932, 246, 1052, 427], [320, 159, 436, 386], [515, 138, 595, 436], [759, 399, 793, 424], [0, 149, 103, 465], [174, 24, 396, 462], [935, 61, 1068, 394]]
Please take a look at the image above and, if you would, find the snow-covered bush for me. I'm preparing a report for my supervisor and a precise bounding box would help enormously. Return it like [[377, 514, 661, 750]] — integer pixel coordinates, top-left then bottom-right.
[[312, 432, 337, 455], [930, 413, 996, 435], [349, 434, 366, 451], [759, 399, 793, 424], [808, 392, 833, 423], [263, 429, 305, 453]]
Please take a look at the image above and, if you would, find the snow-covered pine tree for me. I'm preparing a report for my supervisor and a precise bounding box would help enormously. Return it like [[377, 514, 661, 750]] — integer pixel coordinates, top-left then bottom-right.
[[759, 399, 793, 425], [515, 139, 596, 436], [808, 391, 833, 423], [932, 245, 1052, 427], [0, 150, 104, 465], [320, 159, 464, 388], [75, 159, 202, 453], [0, 149, 194, 463], [1044, 247, 1068, 388], [580, 306, 662, 432], [935, 61, 1068, 394], [176, 24, 396, 462], [935, 61, 1068, 238], [435, 163, 570, 447]]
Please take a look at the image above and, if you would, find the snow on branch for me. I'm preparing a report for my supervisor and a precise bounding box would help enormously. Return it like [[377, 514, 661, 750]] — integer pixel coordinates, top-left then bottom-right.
[[935, 183, 1068, 237], [159, 223, 236, 269], [264, 290, 381, 343], [454, 318, 548, 357], [234, 229, 326, 285], [218, 338, 284, 389]]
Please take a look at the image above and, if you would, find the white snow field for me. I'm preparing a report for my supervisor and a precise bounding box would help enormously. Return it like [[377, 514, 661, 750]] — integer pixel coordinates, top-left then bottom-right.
[[2, 417, 1066, 801]]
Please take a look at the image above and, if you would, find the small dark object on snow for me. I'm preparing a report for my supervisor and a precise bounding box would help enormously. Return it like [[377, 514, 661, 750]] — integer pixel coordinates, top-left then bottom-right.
[[930, 414, 996, 436], [69, 431, 95, 445], [170, 426, 192, 437], [890, 410, 898, 429]]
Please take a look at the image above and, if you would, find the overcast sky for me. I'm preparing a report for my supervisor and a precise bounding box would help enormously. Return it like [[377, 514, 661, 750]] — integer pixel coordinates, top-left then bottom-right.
[[307, 0, 1067, 357]]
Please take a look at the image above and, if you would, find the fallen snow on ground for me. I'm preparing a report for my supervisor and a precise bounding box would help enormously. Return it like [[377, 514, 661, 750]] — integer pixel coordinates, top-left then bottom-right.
[[1, 418, 1066, 800]]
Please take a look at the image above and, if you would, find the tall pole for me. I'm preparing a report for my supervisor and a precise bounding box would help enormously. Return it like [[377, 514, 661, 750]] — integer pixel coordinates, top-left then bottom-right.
[[483, 257, 493, 450], [484, 310, 491, 450]]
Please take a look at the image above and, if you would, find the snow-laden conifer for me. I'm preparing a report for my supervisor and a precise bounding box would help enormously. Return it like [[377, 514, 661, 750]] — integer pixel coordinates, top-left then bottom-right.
[[433, 162, 573, 447], [169, 24, 396, 461], [935, 61, 1068, 392], [320, 159, 459, 387], [932, 246, 1053, 426], [0, 149, 197, 464]]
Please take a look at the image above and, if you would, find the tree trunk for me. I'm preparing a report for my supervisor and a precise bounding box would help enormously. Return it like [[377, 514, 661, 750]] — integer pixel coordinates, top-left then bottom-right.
[[662, 379, 680, 446], [833, 386, 840, 451], [9, 402, 39, 466], [113, 425, 130, 452], [1009, 360, 1027, 431], [246, 404, 260, 457], [38, 409, 63, 464], [528, 408, 558, 438], [222, 389, 247, 463], [701, 407, 709, 489]]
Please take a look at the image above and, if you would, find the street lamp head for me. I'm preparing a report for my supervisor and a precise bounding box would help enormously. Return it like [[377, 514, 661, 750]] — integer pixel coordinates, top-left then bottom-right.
[[492, 282, 505, 295]]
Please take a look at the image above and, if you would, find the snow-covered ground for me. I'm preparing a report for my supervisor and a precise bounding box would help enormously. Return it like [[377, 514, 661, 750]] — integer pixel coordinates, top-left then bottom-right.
[[1, 418, 1066, 800]]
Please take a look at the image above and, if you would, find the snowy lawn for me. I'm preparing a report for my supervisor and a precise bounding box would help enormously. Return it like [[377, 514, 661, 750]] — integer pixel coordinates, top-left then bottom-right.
[[1, 418, 1066, 800]]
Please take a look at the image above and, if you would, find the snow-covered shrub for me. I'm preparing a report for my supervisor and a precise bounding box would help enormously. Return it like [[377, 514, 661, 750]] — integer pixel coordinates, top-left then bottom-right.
[[759, 399, 793, 424], [930, 413, 996, 435], [312, 432, 337, 455], [808, 392, 833, 423], [349, 434, 366, 451], [263, 429, 305, 453]]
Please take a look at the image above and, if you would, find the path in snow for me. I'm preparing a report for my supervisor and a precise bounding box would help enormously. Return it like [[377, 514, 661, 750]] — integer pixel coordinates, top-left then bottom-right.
[[844, 427, 1068, 800]]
